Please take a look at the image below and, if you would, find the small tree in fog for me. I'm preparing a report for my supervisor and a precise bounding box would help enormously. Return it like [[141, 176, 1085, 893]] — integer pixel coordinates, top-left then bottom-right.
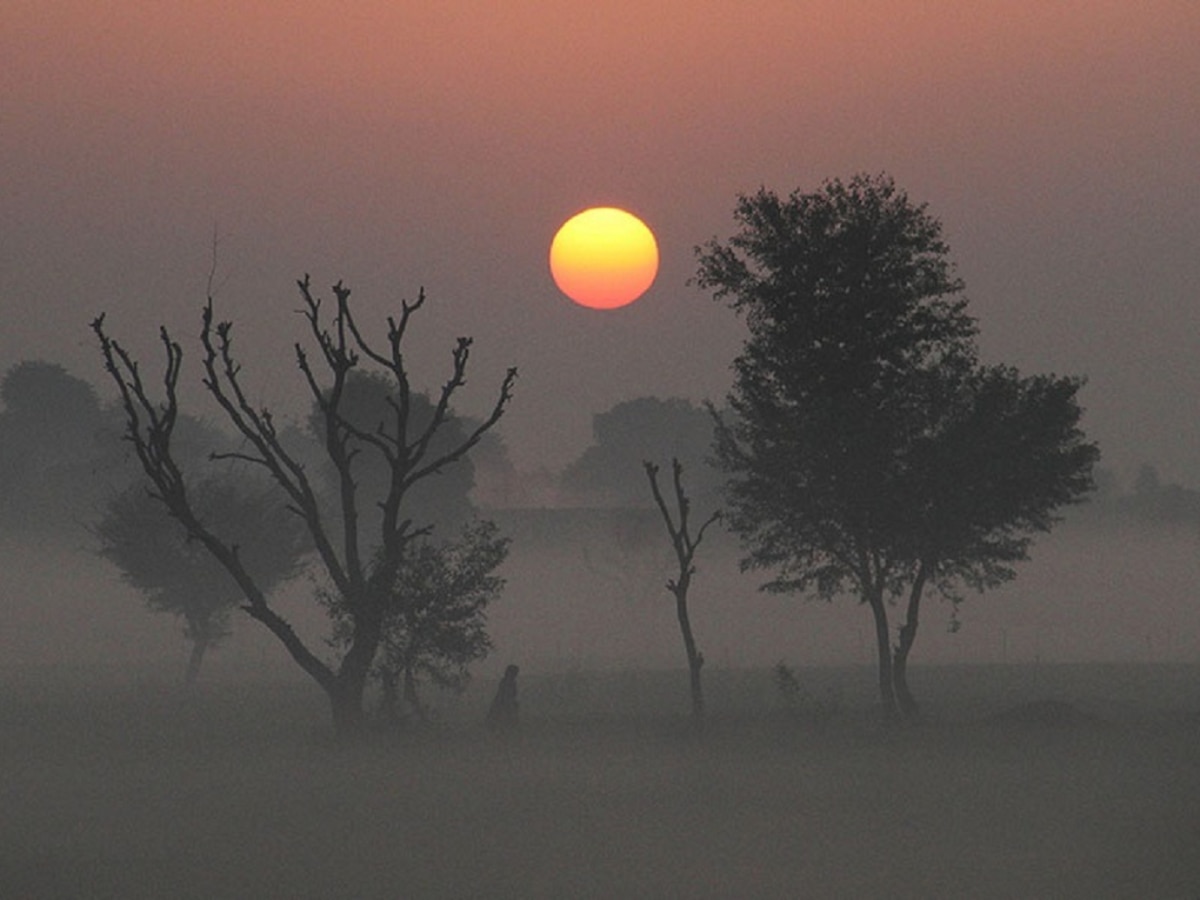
[[93, 277, 516, 734], [0, 361, 111, 534], [325, 518, 509, 722], [96, 474, 309, 686], [698, 174, 1097, 719], [563, 397, 723, 508], [645, 458, 721, 729]]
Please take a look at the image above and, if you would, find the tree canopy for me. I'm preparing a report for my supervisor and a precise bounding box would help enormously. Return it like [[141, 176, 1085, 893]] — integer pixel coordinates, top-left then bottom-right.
[[324, 518, 510, 722], [698, 173, 1098, 718], [0, 361, 112, 534], [96, 472, 310, 685], [562, 397, 722, 508]]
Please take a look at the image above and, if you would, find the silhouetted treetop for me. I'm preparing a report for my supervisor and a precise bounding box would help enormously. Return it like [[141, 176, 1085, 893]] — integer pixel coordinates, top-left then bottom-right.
[[696, 173, 976, 378], [698, 173, 1097, 719], [562, 397, 722, 508], [2, 360, 101, 421]]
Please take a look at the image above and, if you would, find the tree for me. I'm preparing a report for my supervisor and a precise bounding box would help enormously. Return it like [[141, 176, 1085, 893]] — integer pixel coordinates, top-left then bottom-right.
[[95, 473, 310, 687], [304, 369, 510, 724], [562, 397, 722, 508], [644, 459, 720, 730], [324, 518, 509, 723], [92, 277, 517, 734], [0, 361, 111, 534], [698, 174, 1097, 719], [307, 370, 477, 539], [890, 364, 1098, 713]]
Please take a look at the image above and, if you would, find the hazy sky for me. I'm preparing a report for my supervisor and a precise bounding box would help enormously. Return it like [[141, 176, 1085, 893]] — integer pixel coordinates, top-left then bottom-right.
[[5, 1, 1198, 477]]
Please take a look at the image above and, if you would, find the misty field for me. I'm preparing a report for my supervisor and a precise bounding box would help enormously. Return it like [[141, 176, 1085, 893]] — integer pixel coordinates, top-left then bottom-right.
[[2, 664, 1198, 899]]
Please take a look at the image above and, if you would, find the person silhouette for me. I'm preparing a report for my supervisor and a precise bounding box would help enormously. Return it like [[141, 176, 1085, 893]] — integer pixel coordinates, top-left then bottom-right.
[[487, 664, 520, 732]]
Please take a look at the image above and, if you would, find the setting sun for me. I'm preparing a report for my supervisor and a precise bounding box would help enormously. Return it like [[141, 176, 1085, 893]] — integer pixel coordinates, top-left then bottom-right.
[[549, 207, 659, 309]]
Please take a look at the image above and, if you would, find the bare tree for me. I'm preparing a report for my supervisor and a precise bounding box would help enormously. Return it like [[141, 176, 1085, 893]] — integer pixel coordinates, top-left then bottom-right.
[[644, 458, 721, 730], [92, 277, 516, 734]]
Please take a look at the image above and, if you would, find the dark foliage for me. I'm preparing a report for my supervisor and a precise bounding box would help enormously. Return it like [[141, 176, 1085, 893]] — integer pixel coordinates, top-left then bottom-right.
[[96, 472, 310, 685], [698, 173, 1098, 718], [563, 397, 722, 508], [0, 361, 112, 533], [325, 518, 510, 721]]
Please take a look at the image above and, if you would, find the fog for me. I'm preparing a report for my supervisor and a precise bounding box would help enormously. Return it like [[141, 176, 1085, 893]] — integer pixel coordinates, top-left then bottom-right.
[[3, 625, 1198, 899], [5, 497, 1200, 897], [5, 505, 1199, 679]]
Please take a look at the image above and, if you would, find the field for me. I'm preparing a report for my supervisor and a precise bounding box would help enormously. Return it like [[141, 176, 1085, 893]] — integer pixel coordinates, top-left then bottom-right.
[[2, 664, 1198, 899]]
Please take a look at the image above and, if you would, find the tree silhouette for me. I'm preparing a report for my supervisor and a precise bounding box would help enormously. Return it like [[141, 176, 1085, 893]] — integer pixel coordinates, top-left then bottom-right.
[[563, 397, 722, 508], [96, 473, 309, 687], [92, 277, 516, 734], [699, 174, 1097, 719], [306, 370, 477, 540], [0, 361, 110, 534], [644, 458, 720, 730], [324, 518, 509, 723]]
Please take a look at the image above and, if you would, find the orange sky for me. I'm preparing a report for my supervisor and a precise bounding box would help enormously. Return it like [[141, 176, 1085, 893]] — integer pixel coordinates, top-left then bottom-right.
[[3, 0, 1199, 475]]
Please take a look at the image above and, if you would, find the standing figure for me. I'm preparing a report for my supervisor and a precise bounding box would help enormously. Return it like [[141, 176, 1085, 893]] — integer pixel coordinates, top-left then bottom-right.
[[487, 664, 520, 732]]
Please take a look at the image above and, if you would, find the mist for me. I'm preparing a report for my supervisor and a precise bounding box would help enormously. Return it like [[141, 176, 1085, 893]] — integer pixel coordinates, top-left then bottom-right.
[[6, 2, 1200, 894], [4, 425, 1200, 897]]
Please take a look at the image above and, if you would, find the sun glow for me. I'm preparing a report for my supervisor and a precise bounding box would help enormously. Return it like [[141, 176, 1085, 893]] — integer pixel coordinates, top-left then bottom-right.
[[549, 207, 659, 309]]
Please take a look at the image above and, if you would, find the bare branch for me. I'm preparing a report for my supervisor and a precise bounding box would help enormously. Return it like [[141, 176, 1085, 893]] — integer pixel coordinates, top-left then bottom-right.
[[198, 296, 351, 597], [404, 364, 518, 488], [92, 311, 336, 693]]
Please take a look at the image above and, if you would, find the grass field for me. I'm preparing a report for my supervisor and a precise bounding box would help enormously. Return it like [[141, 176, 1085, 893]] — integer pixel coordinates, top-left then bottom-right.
[[2, 663, 1198, 899]]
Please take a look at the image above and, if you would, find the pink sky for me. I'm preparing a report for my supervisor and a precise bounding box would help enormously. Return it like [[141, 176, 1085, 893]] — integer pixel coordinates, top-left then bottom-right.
[[4, 0, 1199, 476]]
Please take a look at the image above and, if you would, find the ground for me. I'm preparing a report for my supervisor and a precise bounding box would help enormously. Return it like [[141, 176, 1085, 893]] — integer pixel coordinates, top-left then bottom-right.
[[1, 664, 1197, 899]]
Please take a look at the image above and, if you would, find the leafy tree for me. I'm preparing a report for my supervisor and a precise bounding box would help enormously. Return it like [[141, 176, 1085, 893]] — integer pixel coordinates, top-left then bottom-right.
[[644, 459, 721, 729], [467, 431, 523, 509], [96, 473, 310, 686], [1, 360, 102, 425], [890, 363, 1097, 712], [93, 277, 516, 734], [1123, 464, 1200, 524], [698, 174, 1097, 719], [562, 397, 722, 508], [0, 361, 111, 533], [325, 518, 510, 722]]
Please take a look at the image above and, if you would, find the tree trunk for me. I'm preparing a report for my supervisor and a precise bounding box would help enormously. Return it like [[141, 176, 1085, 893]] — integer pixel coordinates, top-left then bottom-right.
[[378, 666, 401, 722], [403, 664, 428, 723], [328, 671, 369, 736], [183, 635, 209, 690], [675, 590, 705, 730], [866, 591, 896, 720], [893, 562, 929, 720], [326, 613, 383, 736]]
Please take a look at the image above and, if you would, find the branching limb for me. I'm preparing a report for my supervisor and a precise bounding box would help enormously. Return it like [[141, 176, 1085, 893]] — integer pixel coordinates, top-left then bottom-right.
[[91, 311, 336, 693], [406, 360, 519, 488], [645, 459, 722, 592], [198, 298, 352, 599]]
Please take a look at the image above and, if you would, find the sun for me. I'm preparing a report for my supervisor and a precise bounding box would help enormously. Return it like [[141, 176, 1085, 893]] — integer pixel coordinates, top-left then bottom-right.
[[549, 207, 659, 309]]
